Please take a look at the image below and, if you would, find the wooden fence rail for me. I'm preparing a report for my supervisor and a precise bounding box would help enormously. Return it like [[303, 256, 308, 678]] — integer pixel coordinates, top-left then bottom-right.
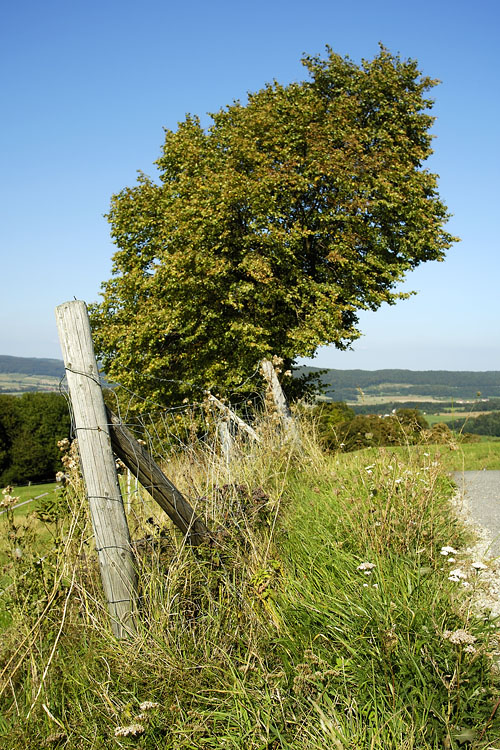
[[107, 408, 210, 546]]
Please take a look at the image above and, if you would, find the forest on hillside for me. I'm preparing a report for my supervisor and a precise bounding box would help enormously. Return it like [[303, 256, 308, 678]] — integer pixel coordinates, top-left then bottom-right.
[[0, 355, 64, 378], [298, 367, 500, 401]]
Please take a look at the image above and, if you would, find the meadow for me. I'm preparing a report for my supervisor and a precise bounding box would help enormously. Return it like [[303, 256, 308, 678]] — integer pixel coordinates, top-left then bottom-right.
[[1, 418, 500, 749]]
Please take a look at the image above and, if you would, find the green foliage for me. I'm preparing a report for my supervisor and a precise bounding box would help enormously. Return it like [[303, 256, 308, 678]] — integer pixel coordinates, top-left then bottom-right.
[[91, 46, 456, 406], [317, 407, 429, 451], [0, 393, 71, 485], [449, 411, 500, 437]]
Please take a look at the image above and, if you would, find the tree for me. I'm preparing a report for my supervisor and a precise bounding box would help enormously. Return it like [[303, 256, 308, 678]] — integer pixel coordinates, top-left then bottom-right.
[[90, 46, 457, 407], [0, 393, 71, 485]]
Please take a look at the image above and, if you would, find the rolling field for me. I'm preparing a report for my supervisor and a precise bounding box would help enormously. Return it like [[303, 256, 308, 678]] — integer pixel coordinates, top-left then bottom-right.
[[0, 372, 61, 394]]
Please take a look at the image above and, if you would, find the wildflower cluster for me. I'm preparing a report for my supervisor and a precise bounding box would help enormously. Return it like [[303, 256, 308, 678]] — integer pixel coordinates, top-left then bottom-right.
[[443, 628, 478, 654], [113, 700, 160, 738], [440, 544, 489, 587], [114, 724, 145, 737], [57, 438, 81, 486], [357, 561, 376, 575], [0, 485, 19, 509], [443, 629, 477, 646]]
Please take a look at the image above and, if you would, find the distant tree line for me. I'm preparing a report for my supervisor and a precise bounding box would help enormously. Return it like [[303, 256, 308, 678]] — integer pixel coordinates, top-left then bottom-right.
[[300, 367, 500, 388], [298, 367, 500, 401], [0, 393, 71, 485], [352, 398, 500, 415], [448, 411, 500, 437]]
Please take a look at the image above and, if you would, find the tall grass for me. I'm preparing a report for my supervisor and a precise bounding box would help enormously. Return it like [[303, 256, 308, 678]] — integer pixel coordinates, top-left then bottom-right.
[[1, 413, 499, 748]]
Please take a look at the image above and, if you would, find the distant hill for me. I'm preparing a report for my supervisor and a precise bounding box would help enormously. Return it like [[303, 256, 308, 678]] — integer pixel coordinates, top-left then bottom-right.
[[297, 367, 500, 402], [1, 357, 499, 401], [0, 355, 65, 394], [0, 355, 65, 378]]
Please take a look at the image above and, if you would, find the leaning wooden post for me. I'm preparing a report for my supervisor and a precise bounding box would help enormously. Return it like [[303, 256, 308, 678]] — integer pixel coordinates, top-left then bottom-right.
[[107, 408, 210, 546], [55, 300, 137, 638], [217, 419, 233, 465], [260, 358, 297, 438], [206, 393, 260, 443]]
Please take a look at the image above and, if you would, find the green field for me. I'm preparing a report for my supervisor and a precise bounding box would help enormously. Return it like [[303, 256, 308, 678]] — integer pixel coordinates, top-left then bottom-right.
[[0, 372, 61, 394]]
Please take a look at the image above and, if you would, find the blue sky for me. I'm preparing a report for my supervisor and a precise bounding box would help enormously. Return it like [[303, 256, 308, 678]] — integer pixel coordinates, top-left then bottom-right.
[[1, 0, 498, 370]]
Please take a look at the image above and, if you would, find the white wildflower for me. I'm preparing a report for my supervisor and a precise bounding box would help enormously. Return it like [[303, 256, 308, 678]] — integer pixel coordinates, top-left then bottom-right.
[[440, 546, 458, 556], [443, 629, 477, 646], [139, 701, 159, 711], [464, 644, 477, 654], [357, 562, 375, 571], [471, 561, 487, 571], [448, 568, 467, 582], [114, 724, 145, 737], [0, 493, 19, 509]]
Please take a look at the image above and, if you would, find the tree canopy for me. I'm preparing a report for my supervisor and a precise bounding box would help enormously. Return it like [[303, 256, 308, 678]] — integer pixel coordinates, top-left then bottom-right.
[[91, 46, 457, 406], [0, 393, 71, 485]]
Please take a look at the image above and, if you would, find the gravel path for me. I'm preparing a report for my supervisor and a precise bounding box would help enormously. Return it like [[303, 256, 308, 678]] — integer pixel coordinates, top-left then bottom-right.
[[452, 471, 500, 558], [451, 470, 500, 622]]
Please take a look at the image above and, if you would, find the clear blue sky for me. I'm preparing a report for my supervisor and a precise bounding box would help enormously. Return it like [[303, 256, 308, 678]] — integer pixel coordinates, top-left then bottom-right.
[[1, 0, 498, 370]]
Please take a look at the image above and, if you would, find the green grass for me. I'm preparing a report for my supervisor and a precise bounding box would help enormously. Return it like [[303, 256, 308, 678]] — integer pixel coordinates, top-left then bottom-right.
[[354, 441, 500, 473], [432, 440, 500, 472], [425, 413, 459, 425], [6, 482, 59, 515], [1, 428, 500, 748], [0, 483, 64, 629]]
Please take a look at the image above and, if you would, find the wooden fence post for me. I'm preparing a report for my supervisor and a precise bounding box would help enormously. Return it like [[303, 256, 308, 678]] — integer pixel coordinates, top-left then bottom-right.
[[55, 300, 137, 638], [260, 359, 297, 438], [217, 419, 233, 464]]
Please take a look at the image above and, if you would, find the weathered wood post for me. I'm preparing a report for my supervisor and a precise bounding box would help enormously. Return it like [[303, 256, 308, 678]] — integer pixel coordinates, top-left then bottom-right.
[[55, 300, 137, 638], [207, 393, 260, 443], [107, 408, 210, 546], [260, 359, 297, 439], [217, 419, 233, 464]]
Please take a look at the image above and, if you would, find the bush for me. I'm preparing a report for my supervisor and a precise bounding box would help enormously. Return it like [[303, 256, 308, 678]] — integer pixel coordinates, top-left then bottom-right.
[[318, 408, 429, 452]]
